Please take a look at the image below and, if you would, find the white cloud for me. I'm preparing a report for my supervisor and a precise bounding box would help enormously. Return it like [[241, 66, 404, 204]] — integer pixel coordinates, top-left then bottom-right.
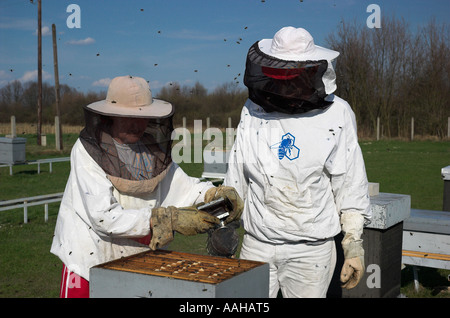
[[19, 70, 52, 82], [67, 37, 95, 45], [35, 26, 51, 36], [0, 70, 12, 80], [0, 70, 13, 87], [92, 78, 112, 87]]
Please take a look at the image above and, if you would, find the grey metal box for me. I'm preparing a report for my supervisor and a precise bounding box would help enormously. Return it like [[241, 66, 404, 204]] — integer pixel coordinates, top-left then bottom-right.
[[0, 137, 26, 164], [90, 250, 269, 298], [328, 193, 410, 298], [202, 150, 230, 179], [442, 165, 450, 181], [328, 222, 404, 298], [402, 209, 450, 269], [366, 193, 411, 230]]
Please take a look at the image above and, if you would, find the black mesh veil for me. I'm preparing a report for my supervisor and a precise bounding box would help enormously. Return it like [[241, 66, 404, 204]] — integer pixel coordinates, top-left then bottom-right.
[[79, 106, 173, 186], [244, 41, 333, 114]]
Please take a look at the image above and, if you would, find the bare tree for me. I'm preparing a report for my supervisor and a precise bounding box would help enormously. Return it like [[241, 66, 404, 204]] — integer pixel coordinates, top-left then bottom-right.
[[327, 16, 450, 139]]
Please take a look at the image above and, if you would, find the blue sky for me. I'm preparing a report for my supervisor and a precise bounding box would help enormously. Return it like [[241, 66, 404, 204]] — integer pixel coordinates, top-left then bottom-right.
[[0, 0, 449, 95]]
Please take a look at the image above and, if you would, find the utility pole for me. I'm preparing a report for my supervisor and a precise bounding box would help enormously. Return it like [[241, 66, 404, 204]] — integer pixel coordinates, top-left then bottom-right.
[[37, 0, 42, 145], [52, 23, 63, 150]]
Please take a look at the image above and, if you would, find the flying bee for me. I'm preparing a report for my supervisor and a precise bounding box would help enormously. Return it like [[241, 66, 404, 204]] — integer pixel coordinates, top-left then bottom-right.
[[270, 135, 295, 160]]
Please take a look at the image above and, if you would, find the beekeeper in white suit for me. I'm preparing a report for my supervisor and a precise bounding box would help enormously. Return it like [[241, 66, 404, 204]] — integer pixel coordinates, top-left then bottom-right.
[[51, 75, 243, 298], [224, 27, 371, 298]]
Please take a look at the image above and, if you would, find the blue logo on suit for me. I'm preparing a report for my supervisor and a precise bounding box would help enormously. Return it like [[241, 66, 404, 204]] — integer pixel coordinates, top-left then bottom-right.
[[270, 133, 300, 160]]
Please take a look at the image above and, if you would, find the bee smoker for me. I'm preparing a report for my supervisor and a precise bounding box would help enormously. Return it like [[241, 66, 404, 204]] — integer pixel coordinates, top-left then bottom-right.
[[198, 197, 240, 258]]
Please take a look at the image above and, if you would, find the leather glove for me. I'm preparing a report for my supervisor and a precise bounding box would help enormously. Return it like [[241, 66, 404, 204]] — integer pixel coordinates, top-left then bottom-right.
[[341, 255, 365, 290], [340, 212, 365, 289], [204, 186, 244, 224], [149, 206, 220, 250]]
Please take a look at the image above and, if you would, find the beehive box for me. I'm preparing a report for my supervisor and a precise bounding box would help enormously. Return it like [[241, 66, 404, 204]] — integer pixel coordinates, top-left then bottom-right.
[[328, 222, 404, 298], [202, 150, 230, 179], [328, 193, 410, 298], [90, 250, 269, 298], [0, 137, 26, 164]]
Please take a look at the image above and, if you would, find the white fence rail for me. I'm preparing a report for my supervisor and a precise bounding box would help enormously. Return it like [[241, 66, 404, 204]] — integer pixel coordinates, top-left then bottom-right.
[[0, 157, 70, 175], [0, 192, 64, 223]]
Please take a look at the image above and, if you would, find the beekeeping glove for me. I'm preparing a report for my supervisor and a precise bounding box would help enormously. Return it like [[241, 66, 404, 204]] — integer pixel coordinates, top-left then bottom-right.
[[340, 211, 365, 289], [204, 186, 244, 224], [149, 206, 220, 250]]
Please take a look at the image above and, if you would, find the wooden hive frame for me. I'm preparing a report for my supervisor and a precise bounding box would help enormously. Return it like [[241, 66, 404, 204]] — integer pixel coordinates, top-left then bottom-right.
[[94, 249, 265, 285]]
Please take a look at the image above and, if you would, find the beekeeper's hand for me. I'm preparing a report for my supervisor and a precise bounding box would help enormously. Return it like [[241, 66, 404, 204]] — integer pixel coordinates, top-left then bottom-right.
[[149, 206, 220, 250], [340, 212, 365, 289], [341, 255, 364, 289], [204, 186, 244, 224]]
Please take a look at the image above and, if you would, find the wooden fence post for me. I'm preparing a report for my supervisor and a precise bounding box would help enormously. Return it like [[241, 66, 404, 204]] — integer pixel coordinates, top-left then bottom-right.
[[55, 116, 61, 150], [448, 117, 450, 139], [205, 117, 211, 140], [377, 117, 380, 141], [182, 117, 187, 146], [10, 116, 16, 138]]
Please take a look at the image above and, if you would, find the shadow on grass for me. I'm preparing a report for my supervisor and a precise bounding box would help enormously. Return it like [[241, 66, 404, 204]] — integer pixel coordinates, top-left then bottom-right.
[[401, 265, 450, 297]]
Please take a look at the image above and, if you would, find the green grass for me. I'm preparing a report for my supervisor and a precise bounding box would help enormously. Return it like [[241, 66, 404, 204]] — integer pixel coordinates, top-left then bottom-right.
[[360, 139, 450, 210], [0, 220, 61, 298], [0, 134, 449, 298]]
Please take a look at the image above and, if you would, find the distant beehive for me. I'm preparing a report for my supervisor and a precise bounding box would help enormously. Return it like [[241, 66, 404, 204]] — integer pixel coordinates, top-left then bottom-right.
[[202, 150, 230, 179], [0, 137, 26, 164]]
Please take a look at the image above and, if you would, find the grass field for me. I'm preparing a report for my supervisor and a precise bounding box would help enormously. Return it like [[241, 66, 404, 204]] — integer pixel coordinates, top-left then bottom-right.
[[0, 134, 449, 298]]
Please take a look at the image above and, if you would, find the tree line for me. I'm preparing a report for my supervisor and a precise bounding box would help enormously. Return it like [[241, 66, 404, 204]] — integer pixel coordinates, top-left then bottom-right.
[[0, 81, 106, 127], [327, 16, 450, 138], [0, 16, 449, 138], [0, 79, 247, 129], [157, 81, 247, 127]]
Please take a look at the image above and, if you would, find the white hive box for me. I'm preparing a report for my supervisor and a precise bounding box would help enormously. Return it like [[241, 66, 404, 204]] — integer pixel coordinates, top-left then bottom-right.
[[202, 150, 230, 179], [0, 137, 26, 164], [90, 250, 269, 298], [366, 192, 411, 230]]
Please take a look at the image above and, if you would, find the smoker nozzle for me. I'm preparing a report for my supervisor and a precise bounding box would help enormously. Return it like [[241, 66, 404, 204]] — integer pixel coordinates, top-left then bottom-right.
[[199, 197, 240, 257], [206, 223, 239, 258]]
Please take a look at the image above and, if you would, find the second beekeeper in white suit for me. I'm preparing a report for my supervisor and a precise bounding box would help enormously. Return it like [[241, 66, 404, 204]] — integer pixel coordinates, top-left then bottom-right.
[[224, 27, 371, 298]]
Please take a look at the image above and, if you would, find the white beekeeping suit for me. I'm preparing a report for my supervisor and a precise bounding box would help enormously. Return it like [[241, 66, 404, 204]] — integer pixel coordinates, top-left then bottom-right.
[[224, 27, 371, 298], [51, 142, 214, 281], [51, 76, 243, 298]]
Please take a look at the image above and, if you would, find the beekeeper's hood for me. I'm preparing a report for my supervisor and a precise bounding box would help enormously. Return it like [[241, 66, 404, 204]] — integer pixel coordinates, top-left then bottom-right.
[[244, 26, 340, 114], [79, 75, 174, 194]]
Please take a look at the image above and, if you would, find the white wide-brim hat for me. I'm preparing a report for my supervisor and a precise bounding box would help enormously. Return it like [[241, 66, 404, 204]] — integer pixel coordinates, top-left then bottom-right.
[[258, 26, 339, 62], [86, 75, 173, 118]]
